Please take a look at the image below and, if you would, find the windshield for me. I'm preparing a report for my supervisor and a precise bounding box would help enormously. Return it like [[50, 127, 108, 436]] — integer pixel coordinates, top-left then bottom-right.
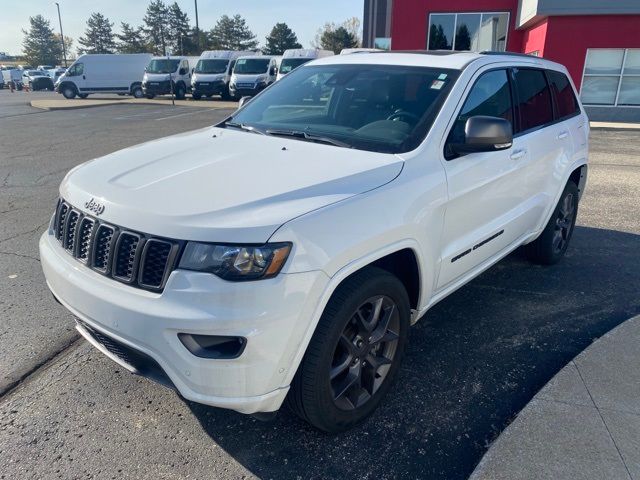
[[225, 64, 459, 154], [280, 58, 312, 74], [234, 58, 270, 75], [195, 59, 229, 74], [146, 59, 180, 74]]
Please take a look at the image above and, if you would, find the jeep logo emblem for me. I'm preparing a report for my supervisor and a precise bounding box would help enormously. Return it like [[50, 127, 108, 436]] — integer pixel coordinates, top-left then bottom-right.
[[84, 198, 105, 216]]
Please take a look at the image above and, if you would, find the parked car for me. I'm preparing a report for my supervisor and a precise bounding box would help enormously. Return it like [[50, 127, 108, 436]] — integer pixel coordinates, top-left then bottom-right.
[[47, 67, 67, 82], [2, 68, 23, 89], [229, 55, 280, 99], [55, 54, 152, 99], [276, 49, 334, 81], [142, 55, 199, 99], [37, 64, 55, 71], [40, 51, 588, 433], [22, 70, 55, 90], [191, 50, 257, 100]]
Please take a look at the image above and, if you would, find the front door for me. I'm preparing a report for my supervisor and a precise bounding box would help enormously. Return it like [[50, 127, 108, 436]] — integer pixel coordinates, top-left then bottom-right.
[[437, 68, 531, 289]]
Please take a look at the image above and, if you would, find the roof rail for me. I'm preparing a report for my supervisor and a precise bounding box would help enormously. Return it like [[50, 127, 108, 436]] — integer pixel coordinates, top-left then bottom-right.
[[480, 51, 539, 59]]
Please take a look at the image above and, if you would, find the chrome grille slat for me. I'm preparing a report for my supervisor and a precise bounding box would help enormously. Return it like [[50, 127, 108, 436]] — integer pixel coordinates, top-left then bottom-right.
[[52, 198, 179, 292]]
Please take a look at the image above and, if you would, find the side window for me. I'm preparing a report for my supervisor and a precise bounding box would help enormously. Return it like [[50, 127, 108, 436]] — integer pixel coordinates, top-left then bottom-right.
[[182, 60, 189, 73], [513, 68, 553, 132], [67, 63, 83, 76], [228, 60, 236, 74], [546, 70, 580, 120], [447, 69, 513, 149]]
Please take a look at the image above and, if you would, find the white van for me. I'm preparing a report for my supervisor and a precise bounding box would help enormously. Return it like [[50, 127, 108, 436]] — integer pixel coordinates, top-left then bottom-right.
[[277, 49, 334, 81], [192, 50, 256, 100], [55, 54, 152, 99], [142, 56, 199, 100], [2, 69, 24, 90], [229, 55, 280, 99]]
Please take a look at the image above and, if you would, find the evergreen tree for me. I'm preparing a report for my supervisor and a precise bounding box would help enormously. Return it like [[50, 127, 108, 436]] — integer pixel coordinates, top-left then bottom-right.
[[263, 23, 301, 55], [116, 22, 147, 53], [22, 15, 61, 66], [208, 15, 258, 51], [167, 2, 194, 54], [143, 0, 169, 55], [78, 13, 117, 54], [320, 26, 358, 54]]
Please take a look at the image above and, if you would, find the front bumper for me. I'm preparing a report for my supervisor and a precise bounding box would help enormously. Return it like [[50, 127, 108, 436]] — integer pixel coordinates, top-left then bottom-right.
[[40, 231, 329, 414], [229, 83, 267, 97], [142, 80, 172, 96], [193, 80, 226, 96]]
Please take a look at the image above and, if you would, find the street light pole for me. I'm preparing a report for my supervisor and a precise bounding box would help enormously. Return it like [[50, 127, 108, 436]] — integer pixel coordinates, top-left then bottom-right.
[[54, 2, 67, 67], [194, 0, 200, 50]]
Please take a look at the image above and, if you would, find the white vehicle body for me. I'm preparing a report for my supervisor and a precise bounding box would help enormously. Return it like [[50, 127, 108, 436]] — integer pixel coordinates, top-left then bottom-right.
[[47, 67, 67, 82], [40, 52, 589, 425], [340, 48, 383, 55], [192, 50, 257, 99], [2, 68, 23, 87], [142, 55, 198, 99], [229, 55, 279, 99], [55, 54, 152, 99], [276, 49, 334, 81], [37, 64, 55, 71]]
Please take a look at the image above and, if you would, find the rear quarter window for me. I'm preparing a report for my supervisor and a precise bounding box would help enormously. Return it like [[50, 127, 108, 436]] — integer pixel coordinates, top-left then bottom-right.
[[546, 70, 581, 120]]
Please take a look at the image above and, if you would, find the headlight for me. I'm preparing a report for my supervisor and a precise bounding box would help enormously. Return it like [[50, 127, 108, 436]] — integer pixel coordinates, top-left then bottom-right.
[[178, 242, 292, 281]]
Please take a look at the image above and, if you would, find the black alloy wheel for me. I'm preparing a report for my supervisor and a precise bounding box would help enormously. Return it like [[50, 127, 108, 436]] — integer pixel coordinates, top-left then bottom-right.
[[330, 295, 400, 410]]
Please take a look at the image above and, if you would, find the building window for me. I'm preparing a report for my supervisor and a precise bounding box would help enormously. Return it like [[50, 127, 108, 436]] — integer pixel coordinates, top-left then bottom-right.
[[374, 37, 392, 50], [427, 12, 509, 52], [581, 49, 640, 106]]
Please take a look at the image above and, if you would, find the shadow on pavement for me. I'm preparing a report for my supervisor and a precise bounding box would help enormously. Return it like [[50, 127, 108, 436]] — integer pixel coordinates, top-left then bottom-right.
[[187, 226, 640, 480]]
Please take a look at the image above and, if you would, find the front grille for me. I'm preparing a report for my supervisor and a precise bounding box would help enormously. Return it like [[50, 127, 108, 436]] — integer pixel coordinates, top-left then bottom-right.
[[53, 199, 181, 292], [236, 83, 255, 88]]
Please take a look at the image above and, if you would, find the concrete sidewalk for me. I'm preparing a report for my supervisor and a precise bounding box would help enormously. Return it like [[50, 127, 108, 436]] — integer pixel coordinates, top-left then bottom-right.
[[471, 315, 640, 480], [30, 97, 238, 111]]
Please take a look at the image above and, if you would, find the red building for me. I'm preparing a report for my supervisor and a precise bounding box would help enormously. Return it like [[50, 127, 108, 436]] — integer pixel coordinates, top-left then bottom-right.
[[363, 0, 640, 120]]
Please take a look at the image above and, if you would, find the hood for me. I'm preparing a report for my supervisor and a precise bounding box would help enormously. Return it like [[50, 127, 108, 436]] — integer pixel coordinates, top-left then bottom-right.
[[194, 73, 226, 82], [61, 127, 404, 243], [145, 73, 173, 81], [233, 73, 267, 82]]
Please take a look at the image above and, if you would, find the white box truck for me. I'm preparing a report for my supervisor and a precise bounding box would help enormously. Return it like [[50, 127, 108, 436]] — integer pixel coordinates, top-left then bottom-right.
[[276, 49, 334, 81], [191, 50, 256, 100], [142, 56, 199, 100], [55, 54, 152, 99], [229, 55, 280, 99]]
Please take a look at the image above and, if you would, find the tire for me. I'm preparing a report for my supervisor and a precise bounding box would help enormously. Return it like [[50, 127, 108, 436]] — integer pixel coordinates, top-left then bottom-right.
[[131, 85, 144, 99], [524, 181, 579, 265], [174, 84, 186, 100], [62, 85, 76, 99], [192, 92, 201, 100], [287, 266, 410, 433], [145, 94, 155, 99], [78, 93, 89, 99]]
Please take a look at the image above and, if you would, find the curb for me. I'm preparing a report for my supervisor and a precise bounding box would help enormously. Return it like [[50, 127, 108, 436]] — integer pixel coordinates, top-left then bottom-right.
[[470, 314, 640, 480]]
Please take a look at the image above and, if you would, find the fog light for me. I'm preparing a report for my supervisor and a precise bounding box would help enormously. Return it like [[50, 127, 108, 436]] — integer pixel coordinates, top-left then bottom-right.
[[178, 333, 246, 359]]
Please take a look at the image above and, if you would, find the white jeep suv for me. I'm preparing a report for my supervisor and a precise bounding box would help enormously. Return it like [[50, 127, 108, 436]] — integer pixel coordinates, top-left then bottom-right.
[[40, 51, 588, 432]]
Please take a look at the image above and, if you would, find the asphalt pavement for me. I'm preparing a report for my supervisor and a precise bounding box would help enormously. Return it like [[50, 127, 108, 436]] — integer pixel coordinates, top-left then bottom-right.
[[0, 89, 638, 479]]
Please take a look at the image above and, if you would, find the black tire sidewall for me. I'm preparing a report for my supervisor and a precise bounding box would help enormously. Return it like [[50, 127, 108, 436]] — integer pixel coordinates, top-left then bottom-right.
[[62, 85, 76, 99], [131, 86, 143, 98], [297, 268, 410, 432], [531, 181, 579, 264]]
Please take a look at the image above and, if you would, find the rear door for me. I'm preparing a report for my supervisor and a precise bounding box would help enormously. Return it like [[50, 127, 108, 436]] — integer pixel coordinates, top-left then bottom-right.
[[437, 67, 531, 289]]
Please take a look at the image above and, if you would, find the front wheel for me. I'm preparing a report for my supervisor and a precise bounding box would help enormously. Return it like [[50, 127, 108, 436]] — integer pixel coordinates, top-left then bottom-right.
[[62, 85, 75, 99], [131, 85, 144, 99], [174, 84, 186, 100], [287, 267, 410, 433], [524, 181, 579, 265]]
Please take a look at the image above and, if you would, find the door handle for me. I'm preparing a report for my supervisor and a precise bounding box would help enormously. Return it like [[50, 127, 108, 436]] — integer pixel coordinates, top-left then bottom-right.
[[557, 131, 569, 139], [510, 149, 527, 160]]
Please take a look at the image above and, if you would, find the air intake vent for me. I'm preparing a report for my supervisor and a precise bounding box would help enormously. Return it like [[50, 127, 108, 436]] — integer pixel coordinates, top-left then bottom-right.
[[139, 239, 174, 289], [63, 210, 80, 252], [113, 232, 142, 283]]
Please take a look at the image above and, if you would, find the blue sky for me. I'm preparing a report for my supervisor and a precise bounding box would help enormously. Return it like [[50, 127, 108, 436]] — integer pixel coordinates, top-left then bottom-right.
[[0, 0, 364, 56]]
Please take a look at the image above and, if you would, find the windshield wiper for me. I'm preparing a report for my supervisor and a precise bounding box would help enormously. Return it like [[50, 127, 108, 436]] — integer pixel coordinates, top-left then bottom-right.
[[265, 129, 353, 149], [224, 121, 267, 135]]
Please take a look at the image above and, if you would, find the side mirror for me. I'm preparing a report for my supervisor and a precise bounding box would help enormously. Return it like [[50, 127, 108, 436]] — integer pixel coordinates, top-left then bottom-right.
[[452, 116, 513, 155], [270, 66, 277, 76], [238, 96, 252, 108]]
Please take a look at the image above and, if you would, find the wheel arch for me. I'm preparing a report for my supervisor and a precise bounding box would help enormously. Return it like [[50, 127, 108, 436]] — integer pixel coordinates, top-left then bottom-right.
[[569, 164, 588, 201], [58, 81, 77, 93]]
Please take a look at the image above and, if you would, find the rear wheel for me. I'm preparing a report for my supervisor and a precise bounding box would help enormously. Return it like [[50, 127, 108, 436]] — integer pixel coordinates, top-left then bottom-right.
[[287, 267, 410, 433], [524, 181, 579, 265], [61, 85, 76, 99]]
